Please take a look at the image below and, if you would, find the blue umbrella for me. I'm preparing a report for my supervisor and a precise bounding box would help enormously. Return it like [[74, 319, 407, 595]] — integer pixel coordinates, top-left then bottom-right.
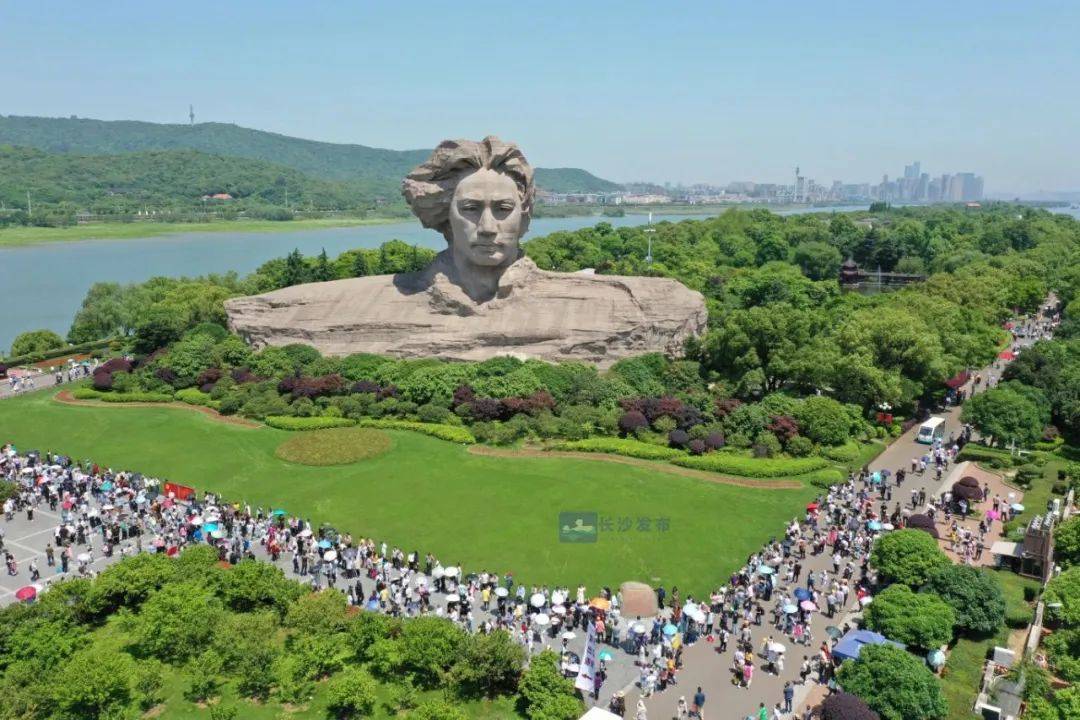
[[756, 564, 775, 575], [871, 472, 882, 484], [663, 623, 678, 637], [101, 481, 113, 491], [794, 587, 812, 602], [272, 509, 286, 516], [867, 521, 883, 531], [783, 603, 798, 614], [366, 599, 380, 611], [317, 539, 332, 549], [203, 522, 219, 533], [598, 650, 614, 661]]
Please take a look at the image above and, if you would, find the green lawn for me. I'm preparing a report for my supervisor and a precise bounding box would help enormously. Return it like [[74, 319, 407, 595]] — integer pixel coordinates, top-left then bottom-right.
[[0, 390, 815, 596], [940, 569, 1041, 720], [0, 215, 402, 247]]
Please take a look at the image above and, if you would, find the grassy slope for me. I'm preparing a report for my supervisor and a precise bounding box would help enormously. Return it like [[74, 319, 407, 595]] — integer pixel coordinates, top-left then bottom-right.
[[0, 390, 815, 596], [940, 569, 1041, 720], [0, 216, 403, 247]]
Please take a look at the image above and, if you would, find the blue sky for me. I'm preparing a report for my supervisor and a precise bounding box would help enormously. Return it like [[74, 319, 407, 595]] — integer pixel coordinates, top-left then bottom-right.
[[1, 1, 1077, 193]]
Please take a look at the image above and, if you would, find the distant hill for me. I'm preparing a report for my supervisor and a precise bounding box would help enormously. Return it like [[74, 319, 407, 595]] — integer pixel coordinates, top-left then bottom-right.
[[0, 146, 371, 213], [0, 115, 621, 195], [533, 167, 621, 193]]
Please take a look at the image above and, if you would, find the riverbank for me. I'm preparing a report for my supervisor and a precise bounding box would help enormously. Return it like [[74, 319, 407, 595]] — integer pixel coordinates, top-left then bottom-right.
[[0, 215, 408, 247]]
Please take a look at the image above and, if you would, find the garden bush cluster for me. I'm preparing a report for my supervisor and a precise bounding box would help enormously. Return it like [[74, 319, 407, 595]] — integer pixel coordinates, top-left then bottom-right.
[[0, 547, 579, 720]]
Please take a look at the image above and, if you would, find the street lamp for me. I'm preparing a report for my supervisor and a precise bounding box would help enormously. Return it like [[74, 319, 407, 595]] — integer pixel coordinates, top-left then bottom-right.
[[644, 211, 655, 264]]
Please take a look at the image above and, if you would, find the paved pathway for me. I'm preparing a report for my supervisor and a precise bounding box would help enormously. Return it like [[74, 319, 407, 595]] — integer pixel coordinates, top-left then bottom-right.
[[622, 319, 1050, 720]]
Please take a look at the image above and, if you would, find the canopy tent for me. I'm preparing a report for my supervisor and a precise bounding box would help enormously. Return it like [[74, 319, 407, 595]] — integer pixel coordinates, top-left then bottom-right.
[[578, 708, 622, 720], [832, 629, 905, 662], [990, 541, 1023, 559], [944, 370, 971, 390]]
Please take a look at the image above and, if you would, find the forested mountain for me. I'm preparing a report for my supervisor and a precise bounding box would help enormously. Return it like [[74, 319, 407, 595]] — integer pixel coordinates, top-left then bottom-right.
[[0, 115, 621, 194], [0, 146, 372, 213]]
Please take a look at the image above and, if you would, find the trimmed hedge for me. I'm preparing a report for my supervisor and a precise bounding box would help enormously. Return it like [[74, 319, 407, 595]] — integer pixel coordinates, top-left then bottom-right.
[[2, 337, 113, 366], [356, 418, 476, 444], [957, 445, 1018, 468], [552, 438, 686, 461], [805, 468, 846, 489], [175, 388, 221, 409], [264, 416, 358, 431], [820, 442, 860, 463], [71, 387, 174, 403], [672, 453, 829, 478]]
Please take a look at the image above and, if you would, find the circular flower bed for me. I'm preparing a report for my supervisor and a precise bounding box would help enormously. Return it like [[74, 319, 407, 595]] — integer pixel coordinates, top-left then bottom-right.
[[274, 427, 392, 466]]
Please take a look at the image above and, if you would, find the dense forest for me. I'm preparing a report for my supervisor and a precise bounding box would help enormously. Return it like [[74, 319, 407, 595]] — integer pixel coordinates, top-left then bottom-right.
[[61, 205, 1080, 439], [0, 146, 377, 217], [0, 115, 621, 217]]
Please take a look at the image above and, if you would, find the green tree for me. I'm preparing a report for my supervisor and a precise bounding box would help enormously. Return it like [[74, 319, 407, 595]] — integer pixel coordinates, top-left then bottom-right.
[[284, 589, 351, 636], [282, 248, 308, 287], [863, 584, 955, 650], [1044, 567, 1080, 627], [220, 559, 304, 614], [312, 247, 334, 282], [870, 530, 951, 587], [132, 305, 187, 354], [325, 667, 377, 719], [54, 646, 134, 719], [836, 644, 946, 720], [9, 329, 64, 358], [961, 383, 1050, 447], [398, 616, 467, 686], [1054, 516, 1080, 569], [448, 629, 526, 698], [794, 241, 843, 281], [128, 582, 223, 662], [922, 565, 1005, 635], [352, 250, 372, 277], [794, 395, 853, 445], [1023, 687, 1080, 720], [519, 649, 581, 720]]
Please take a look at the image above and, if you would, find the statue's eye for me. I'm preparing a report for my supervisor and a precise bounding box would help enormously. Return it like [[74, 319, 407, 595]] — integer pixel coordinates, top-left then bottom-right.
[[460, 201, 480, 212]]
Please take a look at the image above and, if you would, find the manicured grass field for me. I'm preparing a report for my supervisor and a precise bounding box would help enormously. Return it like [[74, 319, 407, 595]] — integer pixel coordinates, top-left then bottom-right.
[[0, 216, 400, 247], [274, 427, 393, 466], [0, 390, 816, 596]]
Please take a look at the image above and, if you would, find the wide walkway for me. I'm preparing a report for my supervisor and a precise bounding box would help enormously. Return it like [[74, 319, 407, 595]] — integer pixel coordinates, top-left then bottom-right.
[[624, 322, 1047, 720]]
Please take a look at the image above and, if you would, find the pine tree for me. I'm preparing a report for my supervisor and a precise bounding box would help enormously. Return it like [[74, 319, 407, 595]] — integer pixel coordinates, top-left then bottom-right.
[[282, 249, 308, 287], [352, 251, 371, 277], [312, 248, 334, 282]]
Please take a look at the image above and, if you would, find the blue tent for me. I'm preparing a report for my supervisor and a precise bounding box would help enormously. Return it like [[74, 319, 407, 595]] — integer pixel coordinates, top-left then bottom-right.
[[793, 587, 812, 602], [832, 629, 905, 662]]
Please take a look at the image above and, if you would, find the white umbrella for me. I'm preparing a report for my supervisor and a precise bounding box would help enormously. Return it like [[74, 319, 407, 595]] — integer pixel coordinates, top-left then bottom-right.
[[551, 590, 566, 605], [859, 596, 874, 606], [534, 613, 550, 626], [562, 631, 577, 640], [323, 550, 338, 561], [189, 516, 204, 526], [100, 504, 114, 511], [495, 587, 508, 597], [447, 595, 460, 604], [632, 623, 646, 633], [77, 552, 91, 563], [552, 605, 567, 615], [531, 593, 546, 608], [298, 528, 312, 538], [684, 606, 706, 623], [444, 566, 459, 578], [768, 641, 787, 654], [432, 566, 446, 579]]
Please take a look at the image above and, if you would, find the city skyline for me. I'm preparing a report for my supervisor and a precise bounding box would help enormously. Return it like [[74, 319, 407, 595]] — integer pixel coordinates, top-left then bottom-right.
[[1, 1, 1077, 194]]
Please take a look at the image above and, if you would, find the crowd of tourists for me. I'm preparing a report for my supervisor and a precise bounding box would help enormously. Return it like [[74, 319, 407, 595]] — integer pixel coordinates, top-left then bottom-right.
[[3, 358, 96, 395]]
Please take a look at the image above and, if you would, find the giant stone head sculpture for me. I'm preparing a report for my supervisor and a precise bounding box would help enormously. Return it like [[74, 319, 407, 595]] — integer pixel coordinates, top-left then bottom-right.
[[402, 137, 534, 273]]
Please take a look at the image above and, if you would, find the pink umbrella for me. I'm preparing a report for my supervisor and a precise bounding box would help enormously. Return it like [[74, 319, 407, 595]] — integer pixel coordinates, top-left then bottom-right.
[[14, 586, 37, 602], [986, 510, 1000, 521], [799, 600, 817, 612]]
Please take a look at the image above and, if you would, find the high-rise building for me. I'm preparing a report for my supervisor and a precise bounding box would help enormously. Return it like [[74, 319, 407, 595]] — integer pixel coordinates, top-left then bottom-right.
[[903, 161, 921, 180]]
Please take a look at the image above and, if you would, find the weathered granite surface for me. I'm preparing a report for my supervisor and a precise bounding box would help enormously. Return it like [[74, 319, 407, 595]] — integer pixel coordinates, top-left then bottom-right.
[[225, 136, 707, 367], [225, 252, 707, 369]]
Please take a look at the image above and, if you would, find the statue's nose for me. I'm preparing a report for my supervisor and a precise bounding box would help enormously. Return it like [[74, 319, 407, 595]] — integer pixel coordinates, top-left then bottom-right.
[[478, 207, 498, 235]]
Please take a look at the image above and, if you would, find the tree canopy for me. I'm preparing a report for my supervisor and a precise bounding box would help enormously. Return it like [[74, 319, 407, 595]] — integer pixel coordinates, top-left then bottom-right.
[[837, 644, 947, 720]]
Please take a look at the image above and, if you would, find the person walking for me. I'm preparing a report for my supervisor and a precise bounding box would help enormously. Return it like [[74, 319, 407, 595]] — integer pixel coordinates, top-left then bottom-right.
[[783, 681, 795, 713], [692, 686, 706, 719]]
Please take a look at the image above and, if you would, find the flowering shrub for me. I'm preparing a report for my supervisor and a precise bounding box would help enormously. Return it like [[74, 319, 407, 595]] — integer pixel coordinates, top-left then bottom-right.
[[617, 411, 648, 435]]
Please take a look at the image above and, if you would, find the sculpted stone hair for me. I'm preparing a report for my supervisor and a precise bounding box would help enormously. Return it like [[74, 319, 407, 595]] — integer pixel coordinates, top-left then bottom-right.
[[402, 136, 534, 244]]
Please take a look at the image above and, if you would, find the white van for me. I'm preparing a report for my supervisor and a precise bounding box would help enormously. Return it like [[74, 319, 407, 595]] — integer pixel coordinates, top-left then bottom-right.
[[917, 416, 946, 445]]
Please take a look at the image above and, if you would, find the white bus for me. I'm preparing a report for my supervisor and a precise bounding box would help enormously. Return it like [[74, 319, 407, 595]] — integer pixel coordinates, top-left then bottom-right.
[[917, 416, 946, 445]]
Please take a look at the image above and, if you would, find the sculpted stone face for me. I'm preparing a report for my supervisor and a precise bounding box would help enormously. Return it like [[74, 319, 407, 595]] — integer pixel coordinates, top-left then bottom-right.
[[448, 168, 524, 270]]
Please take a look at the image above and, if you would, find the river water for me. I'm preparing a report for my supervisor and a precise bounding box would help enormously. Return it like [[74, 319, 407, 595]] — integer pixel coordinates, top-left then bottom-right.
[[3, 204, 1075, 353]]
